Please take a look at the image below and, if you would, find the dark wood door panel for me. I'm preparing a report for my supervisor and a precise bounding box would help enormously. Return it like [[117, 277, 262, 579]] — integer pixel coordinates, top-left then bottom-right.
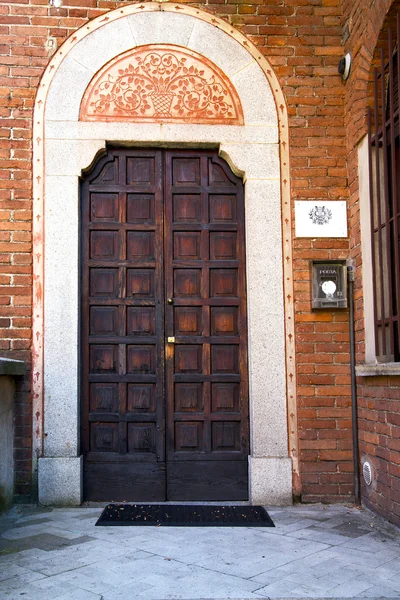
[[81, 148, 248, 502], [84, 462, 166, 502], [167, 461, 248, 501], [81, 149, 165, 502], [164, 150, 249, 500]]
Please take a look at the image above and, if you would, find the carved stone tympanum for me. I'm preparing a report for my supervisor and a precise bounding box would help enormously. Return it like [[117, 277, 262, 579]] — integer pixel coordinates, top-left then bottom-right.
[[80, 44, 244, 125]]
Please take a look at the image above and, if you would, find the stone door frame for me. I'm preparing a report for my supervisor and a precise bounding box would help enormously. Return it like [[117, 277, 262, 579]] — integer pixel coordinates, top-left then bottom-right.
[[32, 2, 298, 505]]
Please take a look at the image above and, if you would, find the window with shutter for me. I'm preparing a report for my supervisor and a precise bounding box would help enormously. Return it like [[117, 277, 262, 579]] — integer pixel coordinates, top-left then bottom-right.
[[368, 24, 400, 362]]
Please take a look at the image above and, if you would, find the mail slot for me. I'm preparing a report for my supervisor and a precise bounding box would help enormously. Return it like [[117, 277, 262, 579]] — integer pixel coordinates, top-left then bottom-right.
[[311, 260, 347, 309]]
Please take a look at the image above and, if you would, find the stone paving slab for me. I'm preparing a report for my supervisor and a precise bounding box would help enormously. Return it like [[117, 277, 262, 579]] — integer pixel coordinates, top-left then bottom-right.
[[0, 504, 399, 599]]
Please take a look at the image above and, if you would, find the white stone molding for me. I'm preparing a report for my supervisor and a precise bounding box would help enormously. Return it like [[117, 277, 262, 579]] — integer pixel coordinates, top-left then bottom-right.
[[33, 2, 297, 506], [358, 135, 376, 364]]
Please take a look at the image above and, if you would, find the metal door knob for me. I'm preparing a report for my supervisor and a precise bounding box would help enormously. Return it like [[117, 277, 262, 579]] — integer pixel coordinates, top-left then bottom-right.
[[167, 297, 173, 304]]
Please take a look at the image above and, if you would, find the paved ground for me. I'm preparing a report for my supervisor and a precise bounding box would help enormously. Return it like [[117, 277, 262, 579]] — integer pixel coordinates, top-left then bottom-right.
[[0, 503, 399, 599]]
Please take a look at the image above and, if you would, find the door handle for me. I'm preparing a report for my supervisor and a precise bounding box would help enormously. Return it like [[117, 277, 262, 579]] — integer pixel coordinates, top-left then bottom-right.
[[167, 299, 174, 345]]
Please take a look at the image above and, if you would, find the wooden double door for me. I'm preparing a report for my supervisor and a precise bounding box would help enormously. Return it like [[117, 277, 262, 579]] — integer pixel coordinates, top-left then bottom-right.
[[81, 148, 249, 501]]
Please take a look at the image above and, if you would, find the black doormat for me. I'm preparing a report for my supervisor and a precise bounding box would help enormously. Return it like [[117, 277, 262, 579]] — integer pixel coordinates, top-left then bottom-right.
[[95, 504, 274, 527]]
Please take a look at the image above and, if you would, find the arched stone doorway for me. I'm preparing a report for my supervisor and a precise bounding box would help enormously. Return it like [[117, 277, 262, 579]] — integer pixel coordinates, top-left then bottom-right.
[[32, 2, 297, 505]]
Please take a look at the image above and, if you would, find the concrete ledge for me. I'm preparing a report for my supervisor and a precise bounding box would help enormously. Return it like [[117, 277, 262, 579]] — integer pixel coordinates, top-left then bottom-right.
[[356, 363, 400, 377], [249, 456, 293, 506], [38, 456, 83, 506], [0, 357, 25, 376]]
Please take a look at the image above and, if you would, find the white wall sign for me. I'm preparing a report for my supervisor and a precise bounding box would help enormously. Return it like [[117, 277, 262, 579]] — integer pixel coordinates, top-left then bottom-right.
[[295, 200, 348, 238]]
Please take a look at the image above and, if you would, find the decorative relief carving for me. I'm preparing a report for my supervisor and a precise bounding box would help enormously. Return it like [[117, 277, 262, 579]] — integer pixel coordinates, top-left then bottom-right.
[[80, 44, 243, 125]]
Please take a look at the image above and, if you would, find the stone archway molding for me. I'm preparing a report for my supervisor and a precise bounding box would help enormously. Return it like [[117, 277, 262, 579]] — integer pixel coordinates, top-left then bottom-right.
[[32, 2, 298, 505]]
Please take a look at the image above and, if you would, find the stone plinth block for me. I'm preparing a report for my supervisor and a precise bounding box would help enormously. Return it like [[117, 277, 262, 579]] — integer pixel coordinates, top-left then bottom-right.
[[38, 456, 83, 506], [249, 456, 293, 506]]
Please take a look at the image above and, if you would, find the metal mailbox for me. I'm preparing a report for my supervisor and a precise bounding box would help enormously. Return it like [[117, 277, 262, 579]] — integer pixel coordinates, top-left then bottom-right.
[[311, 260, 347, 309]]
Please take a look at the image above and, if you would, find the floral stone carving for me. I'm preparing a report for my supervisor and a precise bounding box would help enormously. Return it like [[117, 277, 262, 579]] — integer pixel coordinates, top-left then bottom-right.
[[80, 44, 243, 125]]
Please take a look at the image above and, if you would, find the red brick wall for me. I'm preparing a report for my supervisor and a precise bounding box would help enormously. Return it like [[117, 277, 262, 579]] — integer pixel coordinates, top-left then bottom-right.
[[342, 0, 400, 527], [0, 0, 36, 497], [1, 0, 355, 503], [357, 376, 400, 525]]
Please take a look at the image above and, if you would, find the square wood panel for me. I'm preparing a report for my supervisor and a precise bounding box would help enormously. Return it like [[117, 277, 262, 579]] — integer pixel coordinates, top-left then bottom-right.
[[89, 383, 119, 413], [174, 232, 201, 260], [210, 232, 236, 260], [174, 307, 202, 335], [90, 193, 118, 222], [175, 345, 202, 373], [210, 269, 237, 297], [172, 158, 200, 185], [90, 231, 119, 260], [209, 195, 237, 223], [126, 269, 155, 297], [173, 194, 202, 223], [127, 194, 154, 223], [126, 157, 155, 186], [127, 231, 155, 261], [90, 269, 119, 298], [175, 422, 203, 451], [89, 344, 117, 373], [212, 422, 240, 452], [90, 306, 118, 336], [175, 383, 203, 412], [127, 345, 155, 373], [211, 383, 239, 413], [128, 423, 156, 453], [90, 423, 118, 453], [211, 345, 239, 374], [210, 307, 238, 336], [127, 384, 156, 413], [127, 307, 155, 336], [174, 269, 201, 297]]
